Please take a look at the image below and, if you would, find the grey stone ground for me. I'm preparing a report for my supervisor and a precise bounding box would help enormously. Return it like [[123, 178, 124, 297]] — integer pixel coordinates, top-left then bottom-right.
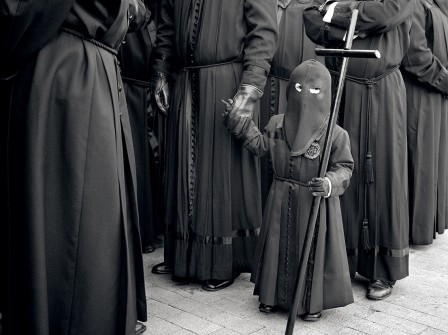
[[141, 233, 448, 335]]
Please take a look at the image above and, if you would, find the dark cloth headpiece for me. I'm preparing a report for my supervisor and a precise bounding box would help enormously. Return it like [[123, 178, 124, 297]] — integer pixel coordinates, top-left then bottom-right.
[[284, 59, 331, 156]]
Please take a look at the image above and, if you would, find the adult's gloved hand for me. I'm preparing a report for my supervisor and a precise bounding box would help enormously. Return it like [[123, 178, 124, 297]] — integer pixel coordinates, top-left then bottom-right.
[[308, 177, 331, 197], [229, 84, 263, 119], [151, 71, 170, 115]]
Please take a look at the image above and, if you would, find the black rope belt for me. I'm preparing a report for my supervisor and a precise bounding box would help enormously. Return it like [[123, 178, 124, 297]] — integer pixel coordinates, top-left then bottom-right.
[[182, 59, 242, 71], [121, 76, 151, 88], [60, 27, 118, 56], [269, 73, 290, 81], [329, 64, 400, 87], [273, 174, 308, 187]]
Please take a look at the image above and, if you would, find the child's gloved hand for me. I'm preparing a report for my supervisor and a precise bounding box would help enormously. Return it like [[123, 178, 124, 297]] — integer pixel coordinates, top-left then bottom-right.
[[308, 177, 331, 198]]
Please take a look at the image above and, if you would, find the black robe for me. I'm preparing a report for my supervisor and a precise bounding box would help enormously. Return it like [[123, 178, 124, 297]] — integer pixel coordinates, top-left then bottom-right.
[[401, 0, 448, 245], [2, 1, 147, 334], [241, 116, 354, 314], [304, 0, 414, 282], [118, 4, 166, 249], [153, 0, 278, 281]]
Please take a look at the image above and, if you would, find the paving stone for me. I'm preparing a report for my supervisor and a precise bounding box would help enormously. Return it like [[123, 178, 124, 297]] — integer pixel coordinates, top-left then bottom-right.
[[338, 328, 368, 335], [164, 311, 222, 334], [142, 315, 182, 335], [213, 298, 260, 318], [171, 329, 198, 335], [209, 328, 241, 335], [366, 311, 427, 334], [420, 328, 448, 335], [173, 286, 225, 304], [225, 318, 264, 334], [247, 328, 282, 335], [147, 285, 187, 305], [146, 298, 183, 320]]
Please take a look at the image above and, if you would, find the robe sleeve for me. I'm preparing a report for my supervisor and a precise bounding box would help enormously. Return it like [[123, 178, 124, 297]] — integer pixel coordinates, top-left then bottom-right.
[[304, 0, 415, 46], [401, 0, 448, 95], [0, 0, 75, 78], [240, 0, 279, 91], [223, 112, 269, 158], [325, 128, 354, 197], [128, 0, 150, 33], [303, 0, 352, 46], [152, 0, 177, 74]]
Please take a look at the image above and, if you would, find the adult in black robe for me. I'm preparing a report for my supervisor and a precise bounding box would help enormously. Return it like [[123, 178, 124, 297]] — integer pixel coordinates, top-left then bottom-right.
[[401, 0, 448, 245], [151, 0, 278, 290], [304, 0, 414, 300], [118, 1, 166, 253], [1, 1, 147, 334]]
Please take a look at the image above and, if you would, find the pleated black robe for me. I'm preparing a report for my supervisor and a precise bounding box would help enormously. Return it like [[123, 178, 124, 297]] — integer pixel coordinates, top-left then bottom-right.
[[2, 1, 147, 334], [118, 6, 166, 249], [304, 0, 414, 282], [401, 0, 448, 245], [153, 0, 278, 281]]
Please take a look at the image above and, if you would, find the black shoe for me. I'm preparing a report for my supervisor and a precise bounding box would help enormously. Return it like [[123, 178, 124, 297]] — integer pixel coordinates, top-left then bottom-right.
[[202, 279, 234, 291], [151, 262, 173, 275], [259, 303, 277, 314], [300, 312, 322, 321], [366, 280, 393, 300], [143, 244, 155, 253], [136, 321, 146, 335]]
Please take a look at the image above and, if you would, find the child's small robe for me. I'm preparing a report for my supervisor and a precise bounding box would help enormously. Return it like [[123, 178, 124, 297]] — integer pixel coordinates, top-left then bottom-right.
[[230, 113, 354, 314]]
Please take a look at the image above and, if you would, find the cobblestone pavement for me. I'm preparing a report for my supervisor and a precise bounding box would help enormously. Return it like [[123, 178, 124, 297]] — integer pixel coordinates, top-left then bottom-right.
[[141, 233, 448, 335]]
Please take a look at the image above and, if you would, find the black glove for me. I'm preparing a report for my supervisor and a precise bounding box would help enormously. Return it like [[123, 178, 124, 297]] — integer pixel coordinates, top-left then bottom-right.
[[221, 98, 252, 137], [151, 71, 170, 115], [229, 84, 263, 119], [308, 177, 331, 197]]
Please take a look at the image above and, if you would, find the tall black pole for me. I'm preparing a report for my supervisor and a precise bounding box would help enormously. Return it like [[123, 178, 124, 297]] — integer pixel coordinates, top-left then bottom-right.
[[285, 9, 361, 335]]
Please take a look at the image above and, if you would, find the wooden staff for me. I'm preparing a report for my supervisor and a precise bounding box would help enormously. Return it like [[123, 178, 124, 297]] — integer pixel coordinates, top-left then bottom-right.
[[285, 9, 380, 334]]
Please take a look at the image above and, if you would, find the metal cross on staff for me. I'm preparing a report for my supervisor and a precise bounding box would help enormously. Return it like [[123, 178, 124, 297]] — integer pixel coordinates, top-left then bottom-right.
[[285, 9, 380, 335]]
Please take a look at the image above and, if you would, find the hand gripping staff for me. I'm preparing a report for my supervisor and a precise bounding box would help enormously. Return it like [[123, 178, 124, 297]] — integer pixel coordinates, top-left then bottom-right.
[[285, 9, 380, 334]]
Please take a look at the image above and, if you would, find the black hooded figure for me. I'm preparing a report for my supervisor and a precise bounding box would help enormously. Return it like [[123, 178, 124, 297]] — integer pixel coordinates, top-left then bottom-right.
[[223, 60, 354, 319]]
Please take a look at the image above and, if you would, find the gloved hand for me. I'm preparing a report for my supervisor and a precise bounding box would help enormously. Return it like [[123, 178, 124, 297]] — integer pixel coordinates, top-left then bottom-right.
[[221, 98, 245, 136], [308, 177, 331, 197], [151, 71, 170, 115], [229, 84, 263, 119], [221, 99, 251, 138]]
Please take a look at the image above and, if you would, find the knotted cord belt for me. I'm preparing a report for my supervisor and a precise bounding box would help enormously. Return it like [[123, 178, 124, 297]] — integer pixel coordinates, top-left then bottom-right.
[[121, 76, 151, 87], [330, 64, 400, 250], [60, 27, 118, 55], [273, 174, 309, 187], [182, 59, 242, 71]]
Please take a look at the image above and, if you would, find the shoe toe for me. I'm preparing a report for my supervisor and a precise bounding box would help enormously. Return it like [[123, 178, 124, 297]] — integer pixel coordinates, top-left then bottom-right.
[[259, 303, 277, 314], [366, 280, 392, 300], [135, 321, 146, 335], [202, 279, 234, 291], [151, 262, 173, 274], [300, 312, 322, 321], [143, 245, 155, 253]]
